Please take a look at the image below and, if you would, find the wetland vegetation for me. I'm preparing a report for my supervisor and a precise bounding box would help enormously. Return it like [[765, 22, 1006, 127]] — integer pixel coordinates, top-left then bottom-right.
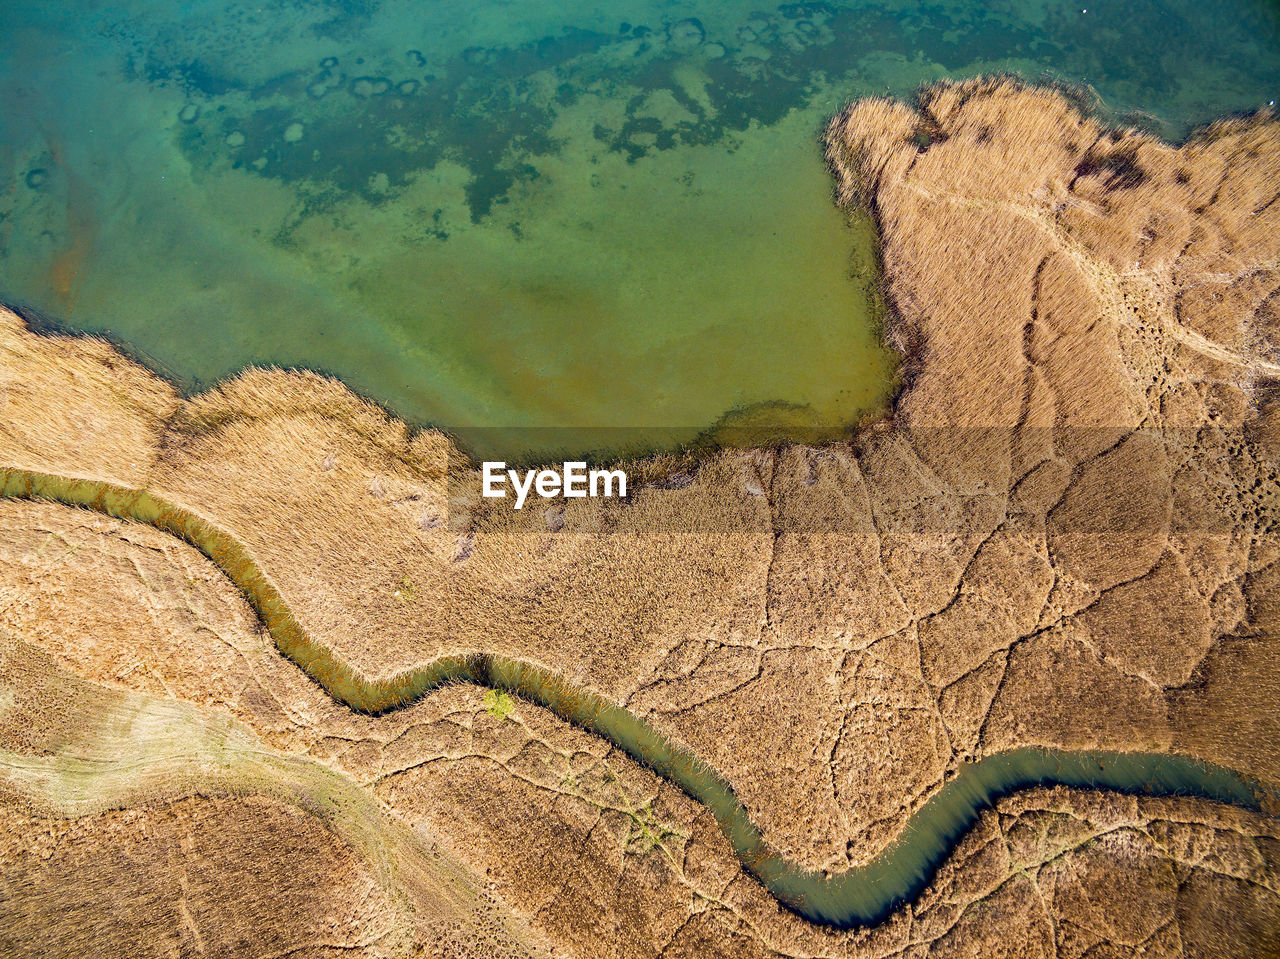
[[2, 463, 1276, 926]]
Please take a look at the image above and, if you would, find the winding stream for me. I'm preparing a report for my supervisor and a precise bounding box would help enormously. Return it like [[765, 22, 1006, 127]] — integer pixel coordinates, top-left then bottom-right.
[[2, 464, 1275, 927]]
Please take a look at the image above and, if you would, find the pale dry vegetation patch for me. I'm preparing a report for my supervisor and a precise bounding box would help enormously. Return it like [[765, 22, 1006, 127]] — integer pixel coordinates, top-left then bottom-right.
[[0, 310, 176, 485], [0, 629, 550, 959], [0, 795, 400, 959]]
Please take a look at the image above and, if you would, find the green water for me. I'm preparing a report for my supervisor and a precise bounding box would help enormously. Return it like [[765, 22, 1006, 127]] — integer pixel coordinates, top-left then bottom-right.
[[1, 1, 1277, 459], [3, 464, 1277, 926]]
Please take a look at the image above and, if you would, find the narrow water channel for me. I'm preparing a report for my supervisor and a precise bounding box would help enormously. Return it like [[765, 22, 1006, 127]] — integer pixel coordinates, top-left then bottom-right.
[[3, 464, 1274, 927]]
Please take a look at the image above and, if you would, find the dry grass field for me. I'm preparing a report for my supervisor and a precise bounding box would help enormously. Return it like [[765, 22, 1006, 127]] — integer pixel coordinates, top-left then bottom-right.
[[1, 795, 400, 959], [1, 76, 1279, 954], [0, 618, 549, 958], [2, 496, 1278, 957]]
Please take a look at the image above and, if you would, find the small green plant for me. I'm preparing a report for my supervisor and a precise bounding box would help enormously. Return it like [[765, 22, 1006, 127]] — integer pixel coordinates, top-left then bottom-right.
[[393, 575, 417, 604], [483, 689, 515, 720], [624, 802, 683, 856]]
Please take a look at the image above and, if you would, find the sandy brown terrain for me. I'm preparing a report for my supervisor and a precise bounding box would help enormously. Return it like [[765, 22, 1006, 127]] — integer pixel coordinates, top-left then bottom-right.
[[2, 76, 1279, 954], [0, 615, 548, 959]]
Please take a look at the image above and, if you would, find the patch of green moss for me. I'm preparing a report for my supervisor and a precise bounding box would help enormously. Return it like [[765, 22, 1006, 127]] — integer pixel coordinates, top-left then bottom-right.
[[483, 689, 515, 720]]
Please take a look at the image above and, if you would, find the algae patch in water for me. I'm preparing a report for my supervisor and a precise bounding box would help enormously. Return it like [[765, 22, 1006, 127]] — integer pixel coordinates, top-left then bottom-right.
[[2, 0, 1278, 460]]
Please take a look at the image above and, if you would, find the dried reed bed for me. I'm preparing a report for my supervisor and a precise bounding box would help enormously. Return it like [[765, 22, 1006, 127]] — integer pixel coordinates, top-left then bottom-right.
[[822, 74, 1280, 826], [0, 309, 176, 485], [0, 795, 400, 959], [5, 497, 1279, 957], [1, 77, 1279, 879], [0, 634, 547, 959]]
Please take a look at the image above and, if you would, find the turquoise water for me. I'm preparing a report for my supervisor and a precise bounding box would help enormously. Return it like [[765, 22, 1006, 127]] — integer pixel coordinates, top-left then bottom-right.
[[1, 1, 1278, 458]]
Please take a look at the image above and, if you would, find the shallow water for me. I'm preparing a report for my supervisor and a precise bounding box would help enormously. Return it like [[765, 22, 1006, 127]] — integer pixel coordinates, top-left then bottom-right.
[[1, 1, 1277, 459]]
